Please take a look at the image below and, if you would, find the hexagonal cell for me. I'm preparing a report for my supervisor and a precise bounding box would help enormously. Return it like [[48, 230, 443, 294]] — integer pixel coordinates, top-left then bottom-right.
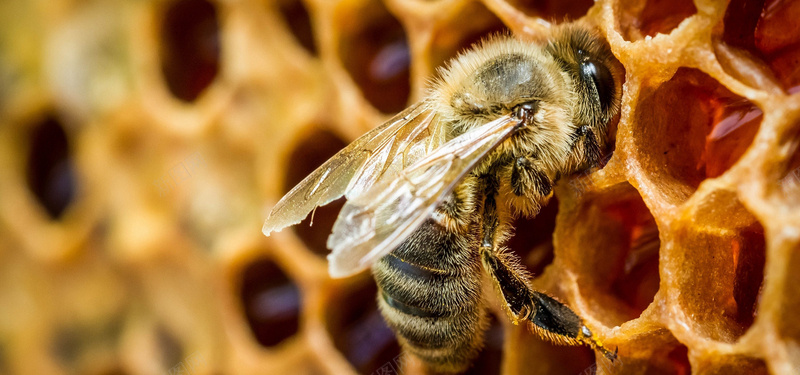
[[430, 1, 509, 73], [504, 0, 592, 21], [26, 115, 76, 219], [239, 258, 301, 347], [670, 190, 766, 342], [275, 0, 317, 55], [633, 68, 762, 204], [338, 0, 410, 114], [324, 281, 400, 374], [558, 183, 660, 323], [284, 129, 348, 257], [159, 0, 220, 102], [722, 0, 800, 93], [618, 0, 696, 41], [507, 197, 558, 278]]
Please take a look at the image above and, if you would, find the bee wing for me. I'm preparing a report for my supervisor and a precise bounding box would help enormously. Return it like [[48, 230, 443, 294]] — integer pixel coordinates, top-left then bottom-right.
[[262, 100, 440, 235], [327, 114, 522, 277]]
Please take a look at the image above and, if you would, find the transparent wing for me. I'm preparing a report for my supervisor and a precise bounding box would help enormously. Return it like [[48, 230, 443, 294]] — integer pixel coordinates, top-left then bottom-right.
[[327, 114, 522, 277], [262, 100, 441, 235]]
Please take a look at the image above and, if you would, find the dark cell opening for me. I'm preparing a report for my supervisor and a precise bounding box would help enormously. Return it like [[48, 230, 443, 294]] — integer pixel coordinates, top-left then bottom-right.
[[431, 2, 509, 72], [26, 115, 76, 219], [722, 0, 766, 51], [673, 192, 767, 342], [507, 196, 558, 278], [722, 0, 800, 93], [326, 281, 400, 374], [284, 130, 348, 256], [463, 314, 504, 375], [607, 197, 661, 316], [240, 258, 301, 347], [731, 224, 766, 329], [619, 0, 696, 41], [156, 325, 184, 370], [276, 0, 317, 55], [160, 0, 220, 102], [565, 183, 660, 322], [666, 344, 691, 375], [755, 0, 800, 93], [508, 0, 593, 21], [637, 0, 696, 38], [634, 69, 762, 205], [339, 1, 410, 113]]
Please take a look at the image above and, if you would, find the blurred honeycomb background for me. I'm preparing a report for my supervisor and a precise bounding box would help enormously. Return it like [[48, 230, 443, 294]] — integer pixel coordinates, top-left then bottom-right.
[[1, 0, 799, 374]]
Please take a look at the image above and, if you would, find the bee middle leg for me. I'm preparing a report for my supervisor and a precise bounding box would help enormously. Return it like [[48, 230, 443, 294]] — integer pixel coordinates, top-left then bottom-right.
[[478, 180, 616, 360], [480, 248, 617, 360]]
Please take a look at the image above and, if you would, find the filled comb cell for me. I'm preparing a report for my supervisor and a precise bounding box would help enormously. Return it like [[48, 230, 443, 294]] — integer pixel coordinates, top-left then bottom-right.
[[558, 183, 660, 323], [618, 0, 696, 41], [668, 190, 766, 342], [26, 115, 76, 220], [754, 0, 800, 93], [239, 258, 301, 347], [324, 280, 400, 375], [159, 0, 220, 102], [632, 68, 762, 204], [722, 0, 800, 93], [284, 130, 348, 257], [338, 0, 410, 114]]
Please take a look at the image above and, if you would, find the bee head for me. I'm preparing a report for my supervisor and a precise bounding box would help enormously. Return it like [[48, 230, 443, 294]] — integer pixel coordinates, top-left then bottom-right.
[[545, 24, 622, 129]]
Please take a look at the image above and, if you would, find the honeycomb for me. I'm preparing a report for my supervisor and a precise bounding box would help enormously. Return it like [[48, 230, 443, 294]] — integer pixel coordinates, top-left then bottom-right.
[[1, 0, 799, 374]]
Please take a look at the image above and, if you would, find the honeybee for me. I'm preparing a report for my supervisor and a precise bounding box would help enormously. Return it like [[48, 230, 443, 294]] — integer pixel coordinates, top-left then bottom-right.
[[263, 22, 622, 373]]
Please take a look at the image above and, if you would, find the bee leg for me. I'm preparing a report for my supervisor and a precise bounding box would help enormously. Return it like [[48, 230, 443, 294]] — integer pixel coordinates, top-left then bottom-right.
[[510, 155, 552, 198], [572, 125, 602, 168], [480, 246, 617, 361], [527, 291, 618, 362]]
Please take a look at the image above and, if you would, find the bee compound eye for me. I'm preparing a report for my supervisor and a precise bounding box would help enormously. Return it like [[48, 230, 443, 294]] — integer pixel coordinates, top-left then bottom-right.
[[580, 60, 615, 112]]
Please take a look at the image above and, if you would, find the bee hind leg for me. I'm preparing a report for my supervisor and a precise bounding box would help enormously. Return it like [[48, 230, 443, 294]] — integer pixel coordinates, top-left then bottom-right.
[[480, 248, 617, 362], [527, 290, 618, 362]]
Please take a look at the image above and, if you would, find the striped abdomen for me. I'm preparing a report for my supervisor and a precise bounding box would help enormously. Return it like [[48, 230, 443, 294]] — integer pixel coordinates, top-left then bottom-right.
[[372, 219, 487, 373]]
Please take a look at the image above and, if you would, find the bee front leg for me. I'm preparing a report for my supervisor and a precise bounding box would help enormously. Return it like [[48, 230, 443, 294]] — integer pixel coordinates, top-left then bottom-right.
[[510, 155, 553, 198], [570, 125, 602, 169], [480, 248, 618, 361]]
